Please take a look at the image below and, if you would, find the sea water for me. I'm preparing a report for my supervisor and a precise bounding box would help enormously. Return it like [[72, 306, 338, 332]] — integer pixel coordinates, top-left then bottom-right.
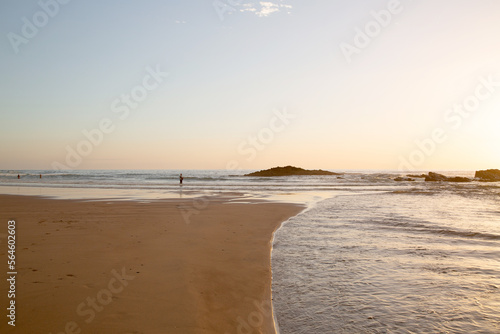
[[1, 170, 499, 333], [272, 177, 500, 333]]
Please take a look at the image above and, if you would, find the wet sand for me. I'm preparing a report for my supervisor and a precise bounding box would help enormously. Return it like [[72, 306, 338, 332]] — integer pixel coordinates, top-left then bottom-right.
[[0, 194, 303, 334]]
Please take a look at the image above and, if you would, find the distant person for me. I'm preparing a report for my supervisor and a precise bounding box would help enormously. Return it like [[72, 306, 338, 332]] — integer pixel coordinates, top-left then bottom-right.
[[17, 174, 20, 179], [40, 174, 42, 179], [180, 173, 184, 185]]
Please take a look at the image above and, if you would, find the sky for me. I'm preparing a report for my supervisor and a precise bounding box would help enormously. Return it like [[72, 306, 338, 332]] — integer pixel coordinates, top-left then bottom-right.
[[1, 0, 500, 171]]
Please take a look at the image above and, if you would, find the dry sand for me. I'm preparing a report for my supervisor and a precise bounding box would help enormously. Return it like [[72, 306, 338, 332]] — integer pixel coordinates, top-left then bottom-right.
[[0, 194, 303, 334]]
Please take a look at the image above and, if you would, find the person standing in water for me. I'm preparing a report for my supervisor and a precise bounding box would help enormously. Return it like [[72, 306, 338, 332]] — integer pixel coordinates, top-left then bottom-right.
[[179, 173, 184, 185]]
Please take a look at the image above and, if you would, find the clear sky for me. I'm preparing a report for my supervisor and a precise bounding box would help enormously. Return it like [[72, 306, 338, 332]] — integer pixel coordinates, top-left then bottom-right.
[[1, 0, 500, 171]]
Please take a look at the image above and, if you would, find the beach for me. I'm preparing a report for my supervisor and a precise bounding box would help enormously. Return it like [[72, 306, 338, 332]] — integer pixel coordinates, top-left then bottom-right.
[[0, 194, 303, 334], [2, 170, 499, 333]]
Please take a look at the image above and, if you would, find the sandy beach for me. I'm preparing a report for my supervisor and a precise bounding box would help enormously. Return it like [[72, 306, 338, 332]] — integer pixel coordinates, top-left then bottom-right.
[[0, 194, 303, 334]]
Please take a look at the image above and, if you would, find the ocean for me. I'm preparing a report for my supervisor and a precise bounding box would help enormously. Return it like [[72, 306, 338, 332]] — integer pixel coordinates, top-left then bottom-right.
[[1, 169, 499, 333]]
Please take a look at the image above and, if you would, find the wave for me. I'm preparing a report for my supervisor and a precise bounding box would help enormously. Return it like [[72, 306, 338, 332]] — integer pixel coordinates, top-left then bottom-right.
[[434, 229, 500, 240], [390, 189, 438, 196], [374, 218, 500, 241]]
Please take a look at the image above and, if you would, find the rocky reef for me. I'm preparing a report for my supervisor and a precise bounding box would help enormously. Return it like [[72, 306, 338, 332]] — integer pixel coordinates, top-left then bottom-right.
[[245, 166, 341, 177], [406, 174, 427, 178], [394, 177, 415, 182], [396, 170, 500, 183], [475, 169, 500, 181], [424, 172, 471, 182]]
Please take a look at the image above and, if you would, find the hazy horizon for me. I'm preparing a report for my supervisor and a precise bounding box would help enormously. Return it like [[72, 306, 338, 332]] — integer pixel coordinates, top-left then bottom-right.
[[2, 167, 489, 173], [2, 1, 500, 171]]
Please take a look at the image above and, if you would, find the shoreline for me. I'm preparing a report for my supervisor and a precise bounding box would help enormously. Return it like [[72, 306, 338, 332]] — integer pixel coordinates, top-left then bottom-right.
[[0, 194, 303, 333], [269, 204, 309, 334], [0, 184, 329, 205]]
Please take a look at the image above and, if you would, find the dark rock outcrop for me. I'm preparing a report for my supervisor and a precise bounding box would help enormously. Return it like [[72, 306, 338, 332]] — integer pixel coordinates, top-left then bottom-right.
[[245, 166, 341, 177], [407, 174, 427, 178], [394, 177, 415, 182], [425, 172, 471, 182], [425, 172, 448, 182], [475, 169, 500, 181], [447, 177, 472, 183]]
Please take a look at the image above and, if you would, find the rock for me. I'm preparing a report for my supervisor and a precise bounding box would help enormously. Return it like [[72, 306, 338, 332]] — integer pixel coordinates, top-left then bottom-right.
[[425, 172, 471, 182], [447, 177, 472, 183], [407, 174, 427, 178], [245, 166, 341, 177], [394, 177, 415, 182], [425, 172, 449, 182], [475, 169, 500, 181]]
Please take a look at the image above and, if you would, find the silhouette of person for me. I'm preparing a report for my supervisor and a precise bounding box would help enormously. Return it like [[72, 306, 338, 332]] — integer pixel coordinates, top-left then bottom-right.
[[40, 174, 42, 179], [17, 174, 20, 179], [180, 173, 184, 185]]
